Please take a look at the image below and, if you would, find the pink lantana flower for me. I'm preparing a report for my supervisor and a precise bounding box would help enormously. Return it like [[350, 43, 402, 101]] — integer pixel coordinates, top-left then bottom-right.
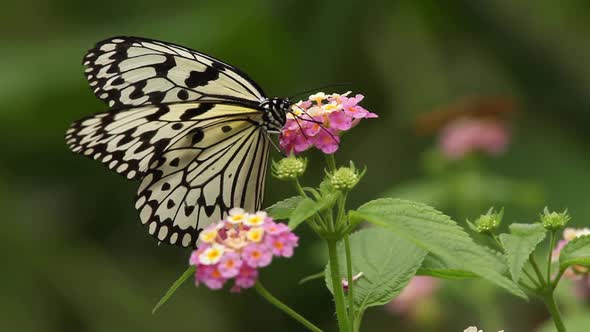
[[279, 91, 377, 155], [189, 210, 298, 291], [243, 243, 273, 268], [438, 118, 509, 159]]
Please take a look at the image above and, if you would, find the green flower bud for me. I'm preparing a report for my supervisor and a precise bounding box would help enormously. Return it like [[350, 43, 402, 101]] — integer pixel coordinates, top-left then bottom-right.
[[329, 162, 363, 191], [540, 207, 570, 231], [272, 156, 306, 180], [471, 207, 503, 234]]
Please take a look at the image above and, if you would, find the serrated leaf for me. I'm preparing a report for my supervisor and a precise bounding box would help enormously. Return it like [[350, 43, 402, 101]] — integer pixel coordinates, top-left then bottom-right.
[[265, 196, 303, 220], [352, 198, 526, 299], [559, 235, 590, 269], [325, 228, 427, 312], [152, 265, 196, 314], [499, 223, 546, 282]]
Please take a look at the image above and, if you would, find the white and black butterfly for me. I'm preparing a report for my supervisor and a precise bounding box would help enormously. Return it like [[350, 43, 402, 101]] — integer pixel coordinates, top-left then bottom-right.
[[65, 36, 294, 248]]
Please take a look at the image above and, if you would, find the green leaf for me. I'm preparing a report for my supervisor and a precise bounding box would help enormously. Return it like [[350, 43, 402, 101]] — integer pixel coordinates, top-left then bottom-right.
[[417, 254, 478, 279], [152, 266, 196, 314], [559, 235, 590, 269], [288, 198, 319, 229], [288, 192, 339, 230], [352, 198, 526, 299], [499, 223, 546, 282], [325, 228, 427, 312], [266, 196, 303, 220]]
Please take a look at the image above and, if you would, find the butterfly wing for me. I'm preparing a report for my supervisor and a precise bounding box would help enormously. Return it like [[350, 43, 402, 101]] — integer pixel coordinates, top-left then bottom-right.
[[70, 36, 275, 247], [67, 103, 269, 247], [83, 36, 265, 108], [135, 118, 270, 248]]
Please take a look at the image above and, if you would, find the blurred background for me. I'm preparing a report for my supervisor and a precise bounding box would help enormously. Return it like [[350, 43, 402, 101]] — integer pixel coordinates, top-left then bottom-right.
[[2, 0, 590, 331]]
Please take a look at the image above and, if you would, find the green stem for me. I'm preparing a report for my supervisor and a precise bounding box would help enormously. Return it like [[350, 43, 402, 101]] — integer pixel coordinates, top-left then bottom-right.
[[327, 240, 351, 332], [523, 269, 542, 289], [293, 178, 307, 197], [326, 154, 337, 172], [542, 291, 567, 332], [552, 268, 566, 290], [548, 230, 557, 283], [491, 234, 505, 253], [255, 282, 323, 332], [530, 255, 547, 287], [343, 235, 355, 328], [353, 308, 365, 332], [292, 178, 322, 232]]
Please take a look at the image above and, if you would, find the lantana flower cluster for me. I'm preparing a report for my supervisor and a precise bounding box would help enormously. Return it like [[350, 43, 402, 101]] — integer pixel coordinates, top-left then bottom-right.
[[189, 208, 298, 292], [279, 92, 377, 154]]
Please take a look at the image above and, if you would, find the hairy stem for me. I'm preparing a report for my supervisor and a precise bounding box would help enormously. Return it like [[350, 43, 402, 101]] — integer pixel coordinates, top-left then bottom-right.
[[326, 154, 337, 172], [542, 291, 567, 332], [547, 230, 557, 283], [530, 255, 547, 287], [343, 235, 355, 328], [327, 240, 351, 332]]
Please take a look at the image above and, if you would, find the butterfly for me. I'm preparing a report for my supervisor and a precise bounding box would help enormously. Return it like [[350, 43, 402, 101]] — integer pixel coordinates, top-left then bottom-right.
[[65, 36, 295, 248]]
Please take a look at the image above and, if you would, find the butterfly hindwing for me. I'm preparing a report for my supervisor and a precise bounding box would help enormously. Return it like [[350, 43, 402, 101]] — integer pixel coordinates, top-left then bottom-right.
[[135, 117, 270, 247], [83, 36, 265, 108]]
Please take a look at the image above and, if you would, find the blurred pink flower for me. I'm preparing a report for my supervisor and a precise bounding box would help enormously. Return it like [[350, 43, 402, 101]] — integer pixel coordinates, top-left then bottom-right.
[[279, 92, 377, 155], [386, 276, 440, 315], [573, 275, 590, 300], [438, 118, 509, 159], [189, 210, 298, 292]]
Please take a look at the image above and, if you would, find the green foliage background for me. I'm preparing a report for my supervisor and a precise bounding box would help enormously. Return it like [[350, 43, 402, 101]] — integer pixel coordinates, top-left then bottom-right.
[[2, 0, 590, 331]]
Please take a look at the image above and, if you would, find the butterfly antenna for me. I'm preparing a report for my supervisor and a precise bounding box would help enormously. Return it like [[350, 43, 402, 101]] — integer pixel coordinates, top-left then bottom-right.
[[288, 82, 353, 100]]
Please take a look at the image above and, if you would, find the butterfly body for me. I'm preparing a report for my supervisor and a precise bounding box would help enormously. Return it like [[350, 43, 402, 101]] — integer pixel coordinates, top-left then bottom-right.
[[66, 36, 293, 248]]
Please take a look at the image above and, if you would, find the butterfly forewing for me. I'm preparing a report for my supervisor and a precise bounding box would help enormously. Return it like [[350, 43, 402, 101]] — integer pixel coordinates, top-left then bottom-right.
[[83, 36, 265, 108]]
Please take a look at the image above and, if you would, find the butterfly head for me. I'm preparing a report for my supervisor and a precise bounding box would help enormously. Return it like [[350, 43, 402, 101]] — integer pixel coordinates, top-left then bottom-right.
[[260, 98, 291, 133]]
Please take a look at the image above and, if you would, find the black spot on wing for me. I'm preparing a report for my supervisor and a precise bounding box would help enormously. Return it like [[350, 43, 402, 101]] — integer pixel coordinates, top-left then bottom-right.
[[185, 66, 220, 88], [180, 104, 214, 120], [112, 77, 124, 85], [221, 125, 232, 133], [145, 105, 169, 121], [129, 81, 147, 99], [177, 90, 189, 100], [189, 128, 204, 144], [184, 205, 195, 216], [152, 54, 176, 74], [167, 199, 175, 209]]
